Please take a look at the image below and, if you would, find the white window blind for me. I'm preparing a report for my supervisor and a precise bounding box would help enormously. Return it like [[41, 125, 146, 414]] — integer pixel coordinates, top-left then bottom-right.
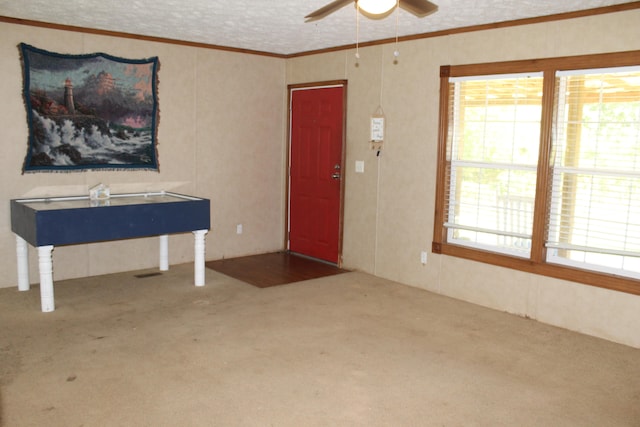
[[445, 73, 543, 257], [547, 66, 640, 277]]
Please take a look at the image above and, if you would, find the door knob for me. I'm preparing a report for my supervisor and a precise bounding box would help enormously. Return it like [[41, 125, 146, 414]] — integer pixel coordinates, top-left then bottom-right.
[[331, 172, 341, 180]]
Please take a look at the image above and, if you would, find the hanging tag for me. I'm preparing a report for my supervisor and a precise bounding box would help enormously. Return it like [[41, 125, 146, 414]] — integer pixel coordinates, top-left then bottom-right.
[[370, 105, 385, 151]]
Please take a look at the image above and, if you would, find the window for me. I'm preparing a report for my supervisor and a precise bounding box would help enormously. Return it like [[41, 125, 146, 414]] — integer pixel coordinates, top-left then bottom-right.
[[548, 67, 640, 278], [445, 73, 543, 258], [433, 52, 640, 295]]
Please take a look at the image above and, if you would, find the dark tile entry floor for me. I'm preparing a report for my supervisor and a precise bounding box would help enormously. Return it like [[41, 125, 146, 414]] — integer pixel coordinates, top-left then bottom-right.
[[205, 252, 347, 288]]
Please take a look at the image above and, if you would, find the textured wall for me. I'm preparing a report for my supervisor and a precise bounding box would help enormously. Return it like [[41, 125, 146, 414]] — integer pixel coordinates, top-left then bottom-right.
[[0, 23, 287, 287], [2, 9, 640, 348], [286, 9, 640, 348]]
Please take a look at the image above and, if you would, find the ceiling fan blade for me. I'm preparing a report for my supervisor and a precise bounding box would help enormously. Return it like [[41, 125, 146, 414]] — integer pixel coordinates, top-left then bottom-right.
[[399, 0, 438, 17], [305, 0, 353, 22]]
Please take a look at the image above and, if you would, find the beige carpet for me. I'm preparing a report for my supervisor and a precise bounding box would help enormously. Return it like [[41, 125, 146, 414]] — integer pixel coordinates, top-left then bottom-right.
[[1, 263, 639, 426]]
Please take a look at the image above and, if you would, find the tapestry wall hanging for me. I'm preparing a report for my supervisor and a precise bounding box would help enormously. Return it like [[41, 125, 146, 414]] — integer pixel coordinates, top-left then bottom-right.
[[19, 43, 160, 173]]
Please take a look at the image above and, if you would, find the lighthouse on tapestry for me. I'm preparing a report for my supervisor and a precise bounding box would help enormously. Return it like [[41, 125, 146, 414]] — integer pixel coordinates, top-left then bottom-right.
[[64, 77, 75, 115]]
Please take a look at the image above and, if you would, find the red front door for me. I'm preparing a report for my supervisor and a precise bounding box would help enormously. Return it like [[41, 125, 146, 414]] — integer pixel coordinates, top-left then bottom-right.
[[289, 86, 344, 264]]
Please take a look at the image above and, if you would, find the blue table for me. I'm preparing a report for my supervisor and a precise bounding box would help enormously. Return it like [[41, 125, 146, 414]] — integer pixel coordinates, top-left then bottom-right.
[[11, 191, 210, 312]]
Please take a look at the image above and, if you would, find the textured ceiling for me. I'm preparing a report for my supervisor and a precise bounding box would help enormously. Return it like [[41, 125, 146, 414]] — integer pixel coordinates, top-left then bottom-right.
[[0, 0, 637, 55]]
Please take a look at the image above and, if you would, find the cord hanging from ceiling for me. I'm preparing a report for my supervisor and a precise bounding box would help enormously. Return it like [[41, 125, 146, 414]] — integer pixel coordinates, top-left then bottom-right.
[[354, 0, 402, 64], [393, 0, 400, 63], [355, 1, 361, 64]]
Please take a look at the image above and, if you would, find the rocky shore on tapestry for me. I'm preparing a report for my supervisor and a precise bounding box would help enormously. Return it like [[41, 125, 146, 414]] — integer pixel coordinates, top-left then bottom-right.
[[19, 43, 160, 173]]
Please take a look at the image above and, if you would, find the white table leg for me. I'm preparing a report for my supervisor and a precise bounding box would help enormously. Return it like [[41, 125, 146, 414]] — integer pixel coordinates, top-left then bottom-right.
[[16, 235, 30, 291], [159, 234, 169, 271], [193, 229, 208, 287], [37, 245, 55, 312]]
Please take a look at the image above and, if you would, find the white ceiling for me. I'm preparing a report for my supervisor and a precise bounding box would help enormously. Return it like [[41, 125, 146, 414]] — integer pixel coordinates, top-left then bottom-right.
[[0, 0, 637, 55]]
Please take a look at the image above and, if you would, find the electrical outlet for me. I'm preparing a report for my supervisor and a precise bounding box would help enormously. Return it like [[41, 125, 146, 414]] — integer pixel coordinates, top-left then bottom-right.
[[236, 224, 243, 234], [420, 251, 428, 264]]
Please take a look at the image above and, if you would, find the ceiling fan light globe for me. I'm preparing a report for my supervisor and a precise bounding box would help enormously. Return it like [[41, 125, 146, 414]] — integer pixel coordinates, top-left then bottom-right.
[[357, 0, 397, 15]]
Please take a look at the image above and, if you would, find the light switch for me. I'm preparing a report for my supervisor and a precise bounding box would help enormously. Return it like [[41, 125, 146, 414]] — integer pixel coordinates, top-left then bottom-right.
[[355, 160, 365, 173]]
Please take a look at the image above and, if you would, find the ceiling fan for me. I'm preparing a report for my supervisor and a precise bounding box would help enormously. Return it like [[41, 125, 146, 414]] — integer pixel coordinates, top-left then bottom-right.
[[305, 0, 438, 22]]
